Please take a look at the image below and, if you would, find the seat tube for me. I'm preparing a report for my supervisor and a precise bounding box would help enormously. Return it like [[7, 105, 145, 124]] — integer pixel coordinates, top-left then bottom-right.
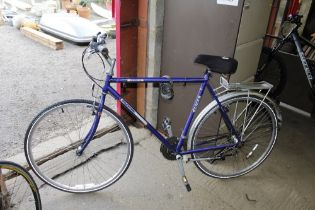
[[176, 74, 209, 152], [206, 83, 239, 139]]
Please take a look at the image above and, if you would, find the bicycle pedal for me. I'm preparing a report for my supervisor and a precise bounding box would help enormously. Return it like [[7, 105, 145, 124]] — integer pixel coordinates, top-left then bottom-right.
[[182, 176, 192, 192], [185, 184, 192, 192]]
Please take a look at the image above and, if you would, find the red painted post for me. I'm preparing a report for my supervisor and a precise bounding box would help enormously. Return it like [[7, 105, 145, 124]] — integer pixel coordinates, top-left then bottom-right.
[[112, 0, 115, 18], [115, 0, 122, 114]]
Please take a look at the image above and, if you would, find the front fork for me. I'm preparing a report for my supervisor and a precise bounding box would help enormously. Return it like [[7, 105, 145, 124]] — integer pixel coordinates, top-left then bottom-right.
[[76, 75, 111, 156]]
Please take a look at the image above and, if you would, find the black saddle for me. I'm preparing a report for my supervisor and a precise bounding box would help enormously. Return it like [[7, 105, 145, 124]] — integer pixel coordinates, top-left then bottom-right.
[[194, 54, 238, 74]]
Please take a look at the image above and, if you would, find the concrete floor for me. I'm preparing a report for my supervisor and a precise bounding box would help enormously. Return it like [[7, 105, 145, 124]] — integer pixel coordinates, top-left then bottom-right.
[[0, 25, 116, 159], [35, 108, 315, 210]]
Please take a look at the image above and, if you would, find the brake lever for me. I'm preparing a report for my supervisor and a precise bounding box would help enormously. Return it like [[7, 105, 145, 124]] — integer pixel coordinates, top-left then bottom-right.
[[85, 43, 96, 60], [96, 33, 107, 45]]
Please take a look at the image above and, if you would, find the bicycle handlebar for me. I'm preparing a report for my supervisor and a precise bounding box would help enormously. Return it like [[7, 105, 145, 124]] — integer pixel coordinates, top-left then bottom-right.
[[86, 32, 116, 76], [89, 32, 109, 57]]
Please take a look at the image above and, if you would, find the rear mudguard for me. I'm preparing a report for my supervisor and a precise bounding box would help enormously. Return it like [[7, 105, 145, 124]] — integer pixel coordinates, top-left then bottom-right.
[[187, 91, 282, 150]]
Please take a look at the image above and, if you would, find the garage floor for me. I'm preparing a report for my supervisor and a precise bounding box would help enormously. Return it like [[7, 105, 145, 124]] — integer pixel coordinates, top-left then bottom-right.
[[35, 108, 315, 210], [0, 25, 116, 159]]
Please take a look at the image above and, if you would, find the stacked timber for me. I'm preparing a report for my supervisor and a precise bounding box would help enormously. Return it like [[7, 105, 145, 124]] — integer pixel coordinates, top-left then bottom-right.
[[20, 27, 64, 50]]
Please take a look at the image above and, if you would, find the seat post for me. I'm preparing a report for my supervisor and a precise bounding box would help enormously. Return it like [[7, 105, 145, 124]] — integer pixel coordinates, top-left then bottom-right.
[[205, 68, 212, 77]]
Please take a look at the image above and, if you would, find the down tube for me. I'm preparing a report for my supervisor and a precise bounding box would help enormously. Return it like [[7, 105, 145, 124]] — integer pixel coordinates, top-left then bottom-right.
[[106, 85, 175, 151]]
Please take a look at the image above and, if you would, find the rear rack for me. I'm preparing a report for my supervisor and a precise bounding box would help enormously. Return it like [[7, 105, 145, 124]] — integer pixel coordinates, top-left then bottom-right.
[[219, 77, 273, 91], [214, 77, 273, 96]]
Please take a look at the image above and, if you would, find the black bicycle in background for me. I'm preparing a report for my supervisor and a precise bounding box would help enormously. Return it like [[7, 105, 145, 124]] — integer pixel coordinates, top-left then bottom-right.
[[255, 14, 315, 98]]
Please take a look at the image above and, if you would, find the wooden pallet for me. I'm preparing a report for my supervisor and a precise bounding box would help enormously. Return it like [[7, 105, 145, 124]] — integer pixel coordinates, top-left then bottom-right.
[[20, 27, 64, 50]]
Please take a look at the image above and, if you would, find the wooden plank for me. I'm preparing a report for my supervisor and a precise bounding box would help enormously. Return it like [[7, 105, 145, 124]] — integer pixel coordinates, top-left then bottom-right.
[[120, 0, 138, 115], [3, 0, 32, 11], [20, 27, 64, 50], [136, 0, 148, 117]]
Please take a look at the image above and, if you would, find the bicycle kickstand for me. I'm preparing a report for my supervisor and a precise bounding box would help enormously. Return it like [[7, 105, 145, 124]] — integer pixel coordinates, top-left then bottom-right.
[[176, 155, 191, 192]]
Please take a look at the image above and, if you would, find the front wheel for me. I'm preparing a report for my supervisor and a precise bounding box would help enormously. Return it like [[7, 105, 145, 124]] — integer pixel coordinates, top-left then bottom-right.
[[24, 99, 134, 193], [190, 95, 278, 178]]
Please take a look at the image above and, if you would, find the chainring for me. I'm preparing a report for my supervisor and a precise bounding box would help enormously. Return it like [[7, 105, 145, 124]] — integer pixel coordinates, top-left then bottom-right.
[[160, 137, 178, 161]]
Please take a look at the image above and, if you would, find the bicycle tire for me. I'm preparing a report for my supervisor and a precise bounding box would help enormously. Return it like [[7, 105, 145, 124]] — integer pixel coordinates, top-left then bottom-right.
[[0, 161, 42, 210], [24, 99, 134, 193], [255, 47, 287, 98], [190, 94, 278, 178]]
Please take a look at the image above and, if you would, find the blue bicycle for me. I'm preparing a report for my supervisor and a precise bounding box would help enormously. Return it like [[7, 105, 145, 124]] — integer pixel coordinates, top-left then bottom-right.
[[24, 33, 282, 193]]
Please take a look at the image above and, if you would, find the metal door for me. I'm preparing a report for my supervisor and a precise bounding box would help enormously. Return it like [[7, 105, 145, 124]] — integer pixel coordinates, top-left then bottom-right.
[[231, 0, 273, 82], [158, 0, 245, 136]]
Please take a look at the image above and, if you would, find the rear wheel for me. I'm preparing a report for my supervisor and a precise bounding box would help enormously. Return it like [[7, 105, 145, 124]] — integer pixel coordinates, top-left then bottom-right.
[[255, 47, 287, 98], [191, 95, 278, 178], [25, 99, 133, 193]]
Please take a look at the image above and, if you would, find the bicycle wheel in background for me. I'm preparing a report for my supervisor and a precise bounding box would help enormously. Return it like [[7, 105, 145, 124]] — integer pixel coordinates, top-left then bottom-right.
[[24, 99, 134, 193], [255, 47, 287, 98], [0, 161, 41, 210], [190, 95, 278, 178]]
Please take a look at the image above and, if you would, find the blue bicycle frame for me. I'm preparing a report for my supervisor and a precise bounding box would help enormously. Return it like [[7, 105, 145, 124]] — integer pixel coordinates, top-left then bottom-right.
[[77, 70, 239, 156]]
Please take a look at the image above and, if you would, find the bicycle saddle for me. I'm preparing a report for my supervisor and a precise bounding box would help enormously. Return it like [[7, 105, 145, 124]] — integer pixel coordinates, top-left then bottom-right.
[[194, 54, 238, 74]]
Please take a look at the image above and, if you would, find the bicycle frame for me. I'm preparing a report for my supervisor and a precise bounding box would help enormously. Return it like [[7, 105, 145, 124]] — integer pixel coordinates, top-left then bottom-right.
[[267, 29, 315, 89], [77, 71, 239, 156], [291, 32, 314, 88]]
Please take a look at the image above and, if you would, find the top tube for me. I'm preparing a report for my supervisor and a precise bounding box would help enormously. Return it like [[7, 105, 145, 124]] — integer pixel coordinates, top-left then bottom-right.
[[110, 77, 207, 83]]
